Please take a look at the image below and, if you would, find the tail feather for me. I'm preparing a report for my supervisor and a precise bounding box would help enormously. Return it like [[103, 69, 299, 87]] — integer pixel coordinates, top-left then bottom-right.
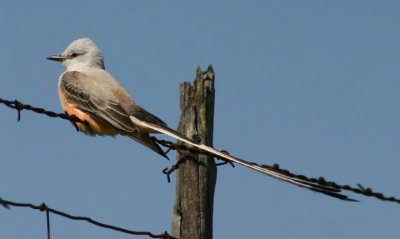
[[130, 116, 354, 201]]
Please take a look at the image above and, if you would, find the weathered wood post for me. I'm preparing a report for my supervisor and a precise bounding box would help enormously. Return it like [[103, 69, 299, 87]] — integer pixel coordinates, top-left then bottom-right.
[[171, 65, 217, 239]]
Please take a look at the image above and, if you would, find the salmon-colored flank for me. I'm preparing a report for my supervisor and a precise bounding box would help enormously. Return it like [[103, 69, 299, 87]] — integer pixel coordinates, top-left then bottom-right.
[[59, 86, 119, 136]]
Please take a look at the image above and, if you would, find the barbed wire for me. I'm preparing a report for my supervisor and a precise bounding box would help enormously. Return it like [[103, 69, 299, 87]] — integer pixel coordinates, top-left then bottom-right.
[[0, 197, 175, 239], [1, 97, 399, 204], [155, 138, 400, 203], [0, 98, 88, 131]]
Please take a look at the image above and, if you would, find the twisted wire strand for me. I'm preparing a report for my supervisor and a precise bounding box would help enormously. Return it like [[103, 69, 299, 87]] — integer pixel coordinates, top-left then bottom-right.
[[1, 97, 399, 204]]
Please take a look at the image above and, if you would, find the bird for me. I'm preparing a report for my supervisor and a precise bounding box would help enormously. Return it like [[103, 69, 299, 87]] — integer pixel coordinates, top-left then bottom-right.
[[47, 38, 353, 201]]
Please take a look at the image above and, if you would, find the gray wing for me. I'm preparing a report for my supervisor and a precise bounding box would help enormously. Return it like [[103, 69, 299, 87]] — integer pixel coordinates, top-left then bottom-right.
[[60, 70, 170, 159], [60, 70, 137, 133]]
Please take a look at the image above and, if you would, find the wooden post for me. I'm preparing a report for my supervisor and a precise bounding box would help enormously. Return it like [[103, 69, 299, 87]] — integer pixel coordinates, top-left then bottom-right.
[[171, 65, 217, 239]]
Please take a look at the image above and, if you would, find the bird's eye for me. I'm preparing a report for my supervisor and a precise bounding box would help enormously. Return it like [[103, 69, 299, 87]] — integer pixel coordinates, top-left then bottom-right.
[[71, 53, 79, 57]]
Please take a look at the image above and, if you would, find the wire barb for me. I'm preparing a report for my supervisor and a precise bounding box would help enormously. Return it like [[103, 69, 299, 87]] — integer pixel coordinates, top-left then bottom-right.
[[45, 204, 51, 239], [1, 97, 400, 203]]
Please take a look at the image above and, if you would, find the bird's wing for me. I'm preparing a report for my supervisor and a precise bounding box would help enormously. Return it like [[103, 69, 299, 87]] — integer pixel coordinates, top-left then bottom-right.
[[60, 70, 136, 132], [130, 115, 356, 201], [60, 70, 169, 159]]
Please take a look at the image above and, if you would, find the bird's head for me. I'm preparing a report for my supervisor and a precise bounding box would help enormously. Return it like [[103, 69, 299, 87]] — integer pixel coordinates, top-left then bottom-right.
[[47, 38, 105, 70]]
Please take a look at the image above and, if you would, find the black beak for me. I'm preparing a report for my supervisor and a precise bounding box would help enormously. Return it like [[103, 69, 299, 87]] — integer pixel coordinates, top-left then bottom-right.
[[46, 54, 65, 62]]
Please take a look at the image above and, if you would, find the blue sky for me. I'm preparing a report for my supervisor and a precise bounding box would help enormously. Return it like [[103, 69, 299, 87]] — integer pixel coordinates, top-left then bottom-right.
[[1, 1, 400, 238]]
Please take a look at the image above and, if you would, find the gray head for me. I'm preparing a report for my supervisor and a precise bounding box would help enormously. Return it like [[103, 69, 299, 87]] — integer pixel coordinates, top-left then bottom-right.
[[47, 38, 105, 70]]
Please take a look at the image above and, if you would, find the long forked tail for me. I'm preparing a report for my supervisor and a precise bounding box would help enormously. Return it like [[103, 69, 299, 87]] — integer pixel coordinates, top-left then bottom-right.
[[130, 116, 355, 201]]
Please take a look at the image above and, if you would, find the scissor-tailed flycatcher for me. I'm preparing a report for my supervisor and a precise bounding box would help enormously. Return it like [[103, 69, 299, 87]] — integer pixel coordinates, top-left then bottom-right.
[[47, 38, 352, 200]]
